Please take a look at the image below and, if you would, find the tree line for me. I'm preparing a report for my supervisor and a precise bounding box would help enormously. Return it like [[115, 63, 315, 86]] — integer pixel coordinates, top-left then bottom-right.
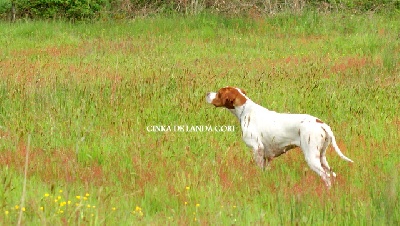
[[1, 0, 399, 21]]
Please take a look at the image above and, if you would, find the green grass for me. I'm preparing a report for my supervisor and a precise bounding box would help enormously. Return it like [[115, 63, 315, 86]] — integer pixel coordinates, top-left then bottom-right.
[[0, 12, 399, 224]]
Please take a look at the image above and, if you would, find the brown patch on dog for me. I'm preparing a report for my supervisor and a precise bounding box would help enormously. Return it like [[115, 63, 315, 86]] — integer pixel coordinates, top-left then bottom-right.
[[210, 87, 247, 109], [316, 119, 324, 124]]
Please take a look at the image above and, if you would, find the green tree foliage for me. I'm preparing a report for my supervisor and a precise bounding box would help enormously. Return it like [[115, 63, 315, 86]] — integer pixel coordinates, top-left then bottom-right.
[[1, 0, 106, 19]]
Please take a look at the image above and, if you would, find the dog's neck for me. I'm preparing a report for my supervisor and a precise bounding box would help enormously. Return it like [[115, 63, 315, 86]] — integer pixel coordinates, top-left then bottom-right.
[[228, 99, 253, 120]]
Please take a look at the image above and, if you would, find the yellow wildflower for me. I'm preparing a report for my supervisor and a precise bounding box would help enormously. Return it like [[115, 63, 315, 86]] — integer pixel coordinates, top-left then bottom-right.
[[5, 210, 9, 215], [76, 196, 81, 200], [15, 205, 19, 210], [112, 207, 116, 211]]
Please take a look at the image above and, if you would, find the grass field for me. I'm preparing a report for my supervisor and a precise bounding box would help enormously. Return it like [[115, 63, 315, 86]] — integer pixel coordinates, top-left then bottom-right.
[[0, 12, 399, 224]]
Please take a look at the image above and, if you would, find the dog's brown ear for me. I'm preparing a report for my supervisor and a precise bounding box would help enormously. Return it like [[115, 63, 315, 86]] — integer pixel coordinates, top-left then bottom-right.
[[219, 89, 235, 109]]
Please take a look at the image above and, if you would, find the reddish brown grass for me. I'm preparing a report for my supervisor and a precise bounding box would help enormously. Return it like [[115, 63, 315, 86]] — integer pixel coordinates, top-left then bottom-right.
[[330, 56, 370, 74]]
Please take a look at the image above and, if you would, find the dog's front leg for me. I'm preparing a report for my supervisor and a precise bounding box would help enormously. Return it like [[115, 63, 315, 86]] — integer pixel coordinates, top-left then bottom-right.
[[243, 135, 266, 170], [253, 148, 266, 170]]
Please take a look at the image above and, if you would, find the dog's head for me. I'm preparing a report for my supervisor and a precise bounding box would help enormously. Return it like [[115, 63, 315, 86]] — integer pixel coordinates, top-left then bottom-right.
[[206, 86, 247, 109]]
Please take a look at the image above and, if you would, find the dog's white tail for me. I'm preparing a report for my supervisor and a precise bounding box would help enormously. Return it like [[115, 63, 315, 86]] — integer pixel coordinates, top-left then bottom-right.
[[321, 123, 354, 163]]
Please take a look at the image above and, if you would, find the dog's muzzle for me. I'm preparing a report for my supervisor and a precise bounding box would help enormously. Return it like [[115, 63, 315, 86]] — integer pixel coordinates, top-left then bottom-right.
[[206, 92, 216, 104]]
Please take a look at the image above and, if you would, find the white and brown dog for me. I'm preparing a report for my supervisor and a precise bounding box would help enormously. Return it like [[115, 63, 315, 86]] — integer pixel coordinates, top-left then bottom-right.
[[206, 86, 353, 188]]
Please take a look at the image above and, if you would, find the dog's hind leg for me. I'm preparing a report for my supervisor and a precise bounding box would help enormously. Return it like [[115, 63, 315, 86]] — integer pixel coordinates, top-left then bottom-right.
[[301, 136, 332, 188], [320, 136, 336, 178], [300, 128, 332, 187], [305, 153, 332, 188]]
